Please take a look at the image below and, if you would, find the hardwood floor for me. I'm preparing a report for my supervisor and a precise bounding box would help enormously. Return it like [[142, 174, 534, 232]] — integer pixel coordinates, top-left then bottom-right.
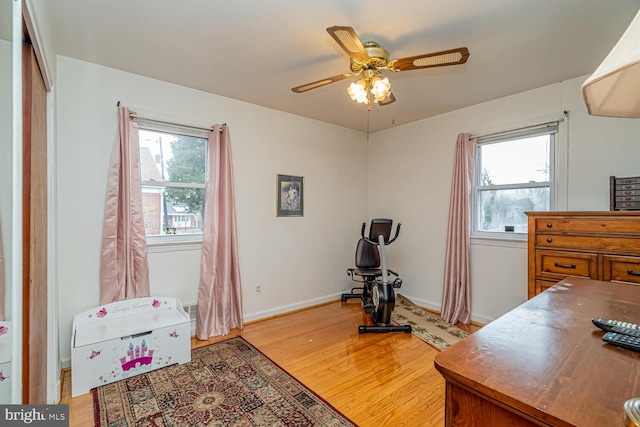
[[60, 300, 480, 426]]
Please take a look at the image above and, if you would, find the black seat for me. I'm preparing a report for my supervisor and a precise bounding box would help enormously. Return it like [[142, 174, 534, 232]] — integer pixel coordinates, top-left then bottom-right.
[[354, 238, 383, 278], [341, 219, 411, 334]]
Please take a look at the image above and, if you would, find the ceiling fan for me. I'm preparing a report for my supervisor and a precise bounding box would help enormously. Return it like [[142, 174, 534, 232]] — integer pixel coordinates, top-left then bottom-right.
[[292, 26, 470, 106]]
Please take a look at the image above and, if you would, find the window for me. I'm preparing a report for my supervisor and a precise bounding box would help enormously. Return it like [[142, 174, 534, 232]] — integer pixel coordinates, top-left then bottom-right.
[[138, 119, 208, 242], [473, 122, 558, 237]]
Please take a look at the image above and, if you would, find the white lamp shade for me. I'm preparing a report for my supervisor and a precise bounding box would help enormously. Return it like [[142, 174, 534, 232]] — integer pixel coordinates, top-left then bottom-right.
[[582, 9, 640, 117]]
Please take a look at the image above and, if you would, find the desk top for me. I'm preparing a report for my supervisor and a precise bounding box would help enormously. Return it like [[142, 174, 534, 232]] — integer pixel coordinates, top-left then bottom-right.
[[434, 277, 640, 427]]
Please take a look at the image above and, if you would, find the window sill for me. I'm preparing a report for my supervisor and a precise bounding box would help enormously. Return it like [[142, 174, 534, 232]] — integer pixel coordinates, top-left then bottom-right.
[[146, 237, 203, 253], [471, 233, 527, 249]]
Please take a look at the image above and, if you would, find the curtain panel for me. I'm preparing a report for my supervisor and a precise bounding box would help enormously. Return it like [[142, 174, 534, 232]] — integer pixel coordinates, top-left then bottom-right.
[[441, 133, 477, 325], [0, 220, 4, 321], [196, 124, 243, 339], [99, 106, 150, 304]]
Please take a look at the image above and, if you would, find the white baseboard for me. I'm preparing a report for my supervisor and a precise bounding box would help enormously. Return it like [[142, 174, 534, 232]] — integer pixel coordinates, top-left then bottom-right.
[[242, 292, 342, 323], [188, 292, 343, 335], [49, 379, 61, 404]]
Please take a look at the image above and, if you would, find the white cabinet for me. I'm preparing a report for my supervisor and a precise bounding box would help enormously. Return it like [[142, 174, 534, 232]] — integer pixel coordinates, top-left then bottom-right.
[[0, 322, 11, 402]]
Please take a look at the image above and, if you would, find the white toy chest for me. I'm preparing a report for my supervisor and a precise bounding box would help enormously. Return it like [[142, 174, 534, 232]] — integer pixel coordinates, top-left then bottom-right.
[[71, 297, 190, 397], [0, 321, 11, 402]]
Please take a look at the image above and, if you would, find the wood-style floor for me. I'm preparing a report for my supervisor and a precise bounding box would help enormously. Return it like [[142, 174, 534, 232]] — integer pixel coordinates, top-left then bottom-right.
[[60, 300, 480, 426]]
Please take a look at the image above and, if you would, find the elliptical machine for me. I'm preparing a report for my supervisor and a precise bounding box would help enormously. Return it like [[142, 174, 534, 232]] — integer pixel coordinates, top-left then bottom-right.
[[341, 219, 412, 334]]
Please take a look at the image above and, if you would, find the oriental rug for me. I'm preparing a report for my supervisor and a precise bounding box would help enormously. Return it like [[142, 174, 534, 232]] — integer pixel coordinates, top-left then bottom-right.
[[93, 337, 355, 427], [391, 294, 470, 350]]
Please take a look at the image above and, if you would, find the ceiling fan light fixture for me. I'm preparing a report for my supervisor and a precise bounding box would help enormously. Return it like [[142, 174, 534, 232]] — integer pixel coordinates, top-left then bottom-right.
[[292, 26, 469, 109], [371, 76, 391, 103], [347, 79, 369, 103]]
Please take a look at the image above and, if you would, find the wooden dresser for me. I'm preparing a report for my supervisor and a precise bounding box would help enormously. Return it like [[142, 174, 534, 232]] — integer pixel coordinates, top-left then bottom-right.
[[526, 211, 640, 298]]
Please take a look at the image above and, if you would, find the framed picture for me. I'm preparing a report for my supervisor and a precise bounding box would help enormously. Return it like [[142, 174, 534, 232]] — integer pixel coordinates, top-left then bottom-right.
[[277, 174, 304, 217]]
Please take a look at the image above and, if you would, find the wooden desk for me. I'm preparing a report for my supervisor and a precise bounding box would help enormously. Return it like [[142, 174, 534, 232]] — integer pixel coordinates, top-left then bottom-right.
[[434, 277, 640, 427]]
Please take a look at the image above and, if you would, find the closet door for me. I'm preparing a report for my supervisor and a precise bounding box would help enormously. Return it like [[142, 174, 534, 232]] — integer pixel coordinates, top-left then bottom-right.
[[22, 40, 47, 404]]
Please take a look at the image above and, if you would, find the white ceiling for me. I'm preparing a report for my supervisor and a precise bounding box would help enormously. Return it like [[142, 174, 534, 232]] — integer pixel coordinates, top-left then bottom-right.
[[34, 0, 640, 133]]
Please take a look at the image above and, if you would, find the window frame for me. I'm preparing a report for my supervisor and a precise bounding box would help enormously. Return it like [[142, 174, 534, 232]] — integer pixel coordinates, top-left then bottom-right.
[[471, 122, 559, 240], [137, 118, 209, 246]]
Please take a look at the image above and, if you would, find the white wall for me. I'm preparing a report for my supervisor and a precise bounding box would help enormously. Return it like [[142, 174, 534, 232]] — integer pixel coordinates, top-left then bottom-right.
[[369, 76, 640, 323], [55, 56, 368, 363], [0, 39, 11, 319]]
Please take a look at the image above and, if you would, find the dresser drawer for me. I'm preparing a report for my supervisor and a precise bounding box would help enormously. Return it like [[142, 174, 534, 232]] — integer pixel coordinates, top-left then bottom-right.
[[615, 177, 640, 186], [535, 217, 640, 234], [536, 250, 598, 281], [616, 182, 640, 191], [535, 234, 640, 252], [615, 195, 640, 202], [602, 255, 640, 285], [614, 201, 640, 209]]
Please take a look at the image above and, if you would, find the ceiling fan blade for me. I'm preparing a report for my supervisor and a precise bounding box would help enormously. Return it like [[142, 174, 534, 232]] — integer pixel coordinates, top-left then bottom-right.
[[291, 73, 355, 93], [326, 26, 370, 62], [377, 92, 396, 106], [390, 47, 470, 72]]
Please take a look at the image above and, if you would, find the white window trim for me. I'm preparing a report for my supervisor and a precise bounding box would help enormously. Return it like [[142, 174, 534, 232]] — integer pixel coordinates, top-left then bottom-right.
[[146, 237, 203, 253], [553, 116, 569, 211], [470, 116, 568, 242], [142, 181, 206, 190], [470, 234, 528, 248]]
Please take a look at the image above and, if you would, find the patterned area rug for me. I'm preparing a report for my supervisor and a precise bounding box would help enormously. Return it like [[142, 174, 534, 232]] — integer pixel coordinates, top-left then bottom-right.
[[93, 337, 355, 427], [391, 294, 469, 350]]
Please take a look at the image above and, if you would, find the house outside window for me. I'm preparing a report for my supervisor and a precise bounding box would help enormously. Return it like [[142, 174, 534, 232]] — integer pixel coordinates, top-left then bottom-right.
[[473, 122, 558, 238], [138, 119, 208, 243]]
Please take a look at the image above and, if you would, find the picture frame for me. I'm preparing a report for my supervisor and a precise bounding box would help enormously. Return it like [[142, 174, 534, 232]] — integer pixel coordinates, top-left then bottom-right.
[[277, 174, 304, 217]]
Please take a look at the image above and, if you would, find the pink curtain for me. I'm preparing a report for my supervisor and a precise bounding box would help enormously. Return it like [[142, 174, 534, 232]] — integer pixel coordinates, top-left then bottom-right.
[[0, 220, 4, 321], [196, 124, 243, 339], [99, 106, 150, 304], [441, 133, 477, 324]]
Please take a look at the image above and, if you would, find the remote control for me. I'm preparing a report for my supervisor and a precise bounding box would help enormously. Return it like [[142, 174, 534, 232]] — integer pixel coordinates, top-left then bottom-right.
[[603, 332, 640, 353], [592, 318, 639, 332], [611, 325, 640, 338]]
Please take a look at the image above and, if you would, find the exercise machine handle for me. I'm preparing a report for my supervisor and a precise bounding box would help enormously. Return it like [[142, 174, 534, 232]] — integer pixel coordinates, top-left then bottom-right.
[[387, 223, 401, 245]]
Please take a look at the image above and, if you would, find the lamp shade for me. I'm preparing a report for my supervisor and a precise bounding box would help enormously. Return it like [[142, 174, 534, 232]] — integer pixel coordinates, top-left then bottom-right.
[[582, 9, 640, 117]]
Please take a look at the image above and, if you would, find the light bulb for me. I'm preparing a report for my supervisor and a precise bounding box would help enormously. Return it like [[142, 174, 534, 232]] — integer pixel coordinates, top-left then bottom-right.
[[371, 76, 391, 103], [347, 79, 368, 104]]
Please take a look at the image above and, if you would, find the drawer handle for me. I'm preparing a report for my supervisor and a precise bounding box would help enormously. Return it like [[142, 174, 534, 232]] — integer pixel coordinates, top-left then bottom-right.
[[546, 223, 552, 228], [546, 238, 552, 243], [121, 330, 152, 340], [628, 269, 640, 277], [554, 262, 576, 269]]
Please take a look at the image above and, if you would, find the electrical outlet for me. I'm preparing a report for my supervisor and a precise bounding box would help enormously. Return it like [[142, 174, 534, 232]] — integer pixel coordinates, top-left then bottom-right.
[[255, 284, 261, 295]]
